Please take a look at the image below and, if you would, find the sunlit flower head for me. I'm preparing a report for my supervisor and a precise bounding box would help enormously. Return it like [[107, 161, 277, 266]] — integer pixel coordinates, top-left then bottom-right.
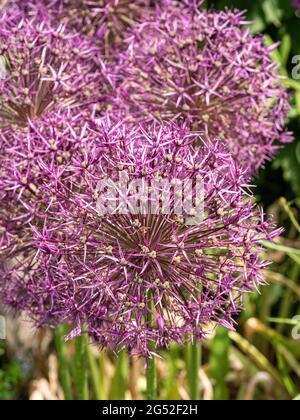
[[0, 118, 282, 354], [115, 1, 292, 174]]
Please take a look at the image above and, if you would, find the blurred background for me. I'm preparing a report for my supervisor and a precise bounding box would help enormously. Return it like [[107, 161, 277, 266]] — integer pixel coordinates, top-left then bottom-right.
[[1, 0, 300, 400]]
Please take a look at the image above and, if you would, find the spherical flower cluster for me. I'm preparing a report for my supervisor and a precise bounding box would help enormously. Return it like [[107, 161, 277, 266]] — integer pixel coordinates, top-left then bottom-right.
[[0, 16, 109, 130], [115, 1, 292, 175], [9, 0, 151, 54], [0, 119, 282, 354]]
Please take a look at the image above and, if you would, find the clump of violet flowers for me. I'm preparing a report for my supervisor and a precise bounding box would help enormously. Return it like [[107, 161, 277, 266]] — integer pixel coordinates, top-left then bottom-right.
[[115, 0, 292, 174], [0, 0, 289, 367]]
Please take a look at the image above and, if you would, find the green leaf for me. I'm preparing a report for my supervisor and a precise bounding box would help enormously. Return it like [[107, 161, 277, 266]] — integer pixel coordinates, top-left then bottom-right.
[[273, 141, 300, 196], [280, 34, 292, 68], [277, 351, 298, 398], [262, 0, 282, 27]]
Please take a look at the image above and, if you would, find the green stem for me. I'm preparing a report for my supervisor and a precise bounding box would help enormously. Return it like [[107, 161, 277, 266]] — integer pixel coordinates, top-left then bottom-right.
[[279, 198, 300, 235], [87, 346, 103, 400], [54, 325, 72, 401], [189, 342, 201, 400], [115, 351, 127, 400], [99, 352, 106, 398], [165, 345, 180, 400], [146, 355, 157, 400], [75, 334, 89, 400], [109, 350, 128, 400], [146, 292, 157, 400]]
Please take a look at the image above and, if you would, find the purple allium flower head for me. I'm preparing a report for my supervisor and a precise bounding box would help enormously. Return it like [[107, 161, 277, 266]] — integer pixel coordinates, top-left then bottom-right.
[[9, 0, 151, 54], [0, 118, 282, 355], [0, 16, 109, 129], [115, 1, 292, 175]]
